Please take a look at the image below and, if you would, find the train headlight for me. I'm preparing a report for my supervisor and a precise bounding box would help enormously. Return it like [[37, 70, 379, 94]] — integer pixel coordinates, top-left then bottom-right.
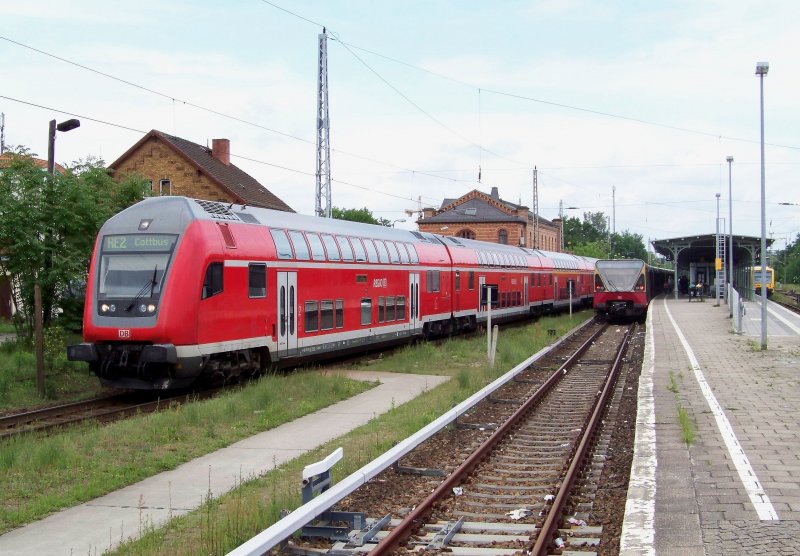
[[101, 303, 109, 313], [147, 304, 156, 313]]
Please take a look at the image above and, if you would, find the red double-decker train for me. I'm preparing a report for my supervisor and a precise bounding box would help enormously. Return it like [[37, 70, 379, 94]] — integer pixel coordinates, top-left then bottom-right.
[[593, 259, 670, 322], [68, 197, 597, 389]]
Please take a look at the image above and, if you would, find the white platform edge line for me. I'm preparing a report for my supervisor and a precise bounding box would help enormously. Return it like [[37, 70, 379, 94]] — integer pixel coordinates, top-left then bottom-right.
[[663, 299, 779, 521], [620, 300, 657, 555]]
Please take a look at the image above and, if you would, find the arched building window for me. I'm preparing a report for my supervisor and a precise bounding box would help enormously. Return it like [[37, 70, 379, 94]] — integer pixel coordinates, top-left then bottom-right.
[[457, 229, 476, 240], [498, 229, 508, 245]]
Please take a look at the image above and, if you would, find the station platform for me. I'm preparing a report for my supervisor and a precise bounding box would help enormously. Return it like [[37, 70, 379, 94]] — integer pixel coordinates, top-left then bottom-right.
[[621, 294, 800, 555], [0, 371, 448, 556]]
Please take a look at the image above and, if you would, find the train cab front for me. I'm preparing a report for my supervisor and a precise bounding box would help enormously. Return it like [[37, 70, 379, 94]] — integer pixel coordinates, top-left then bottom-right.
[[68, 200, 201, 390]]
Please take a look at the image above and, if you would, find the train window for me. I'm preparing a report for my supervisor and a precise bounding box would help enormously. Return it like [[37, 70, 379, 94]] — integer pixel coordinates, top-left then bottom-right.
[[398, 243, 410, 264], [335, 299, 344, 328], [386, 296, 396, 321], [378, 296, 385, 323], [288, 231, 311, 261], [356, 274, 367, 283], [321, 234, 341, 261], [374, 240, 390, 263], [320, 300, 334, 330], [270, 229, 293, 260], [279, 286, 286, 336], [360, 298, 372, 325], [426, 270, 440, 292], [248, 264, 266, 298], [306, 233, 326, 261], [468, 271, 475, 290], [201, 262, 223, 299], [387, 242, 401, 263], [304, 301, 319, 332], [363, 239, 379, 263], [336, 236, 354, 262], [397, 296, 406, 320], [406, 243, 419, 264], [455, 271, 461, 291], [351, 238, 367, 262]]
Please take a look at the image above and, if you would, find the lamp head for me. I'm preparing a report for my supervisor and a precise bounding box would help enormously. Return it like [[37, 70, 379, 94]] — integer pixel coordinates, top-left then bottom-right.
[[755, 62, 769, 76], [726, 156, 734, 163], [56, 119, 81, 132]]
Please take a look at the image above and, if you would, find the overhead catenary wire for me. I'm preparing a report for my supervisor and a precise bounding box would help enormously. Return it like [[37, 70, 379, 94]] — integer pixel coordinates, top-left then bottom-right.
[[256, 2, 800, 152], [0, 34, 478, 189], [0, 94, 435, 207]]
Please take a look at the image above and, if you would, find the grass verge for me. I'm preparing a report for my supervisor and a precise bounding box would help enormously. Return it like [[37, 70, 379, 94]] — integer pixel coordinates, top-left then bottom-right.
[[0, 372, 373, 534], [109, 311, 588, 555], [0, 327, 105, 410]]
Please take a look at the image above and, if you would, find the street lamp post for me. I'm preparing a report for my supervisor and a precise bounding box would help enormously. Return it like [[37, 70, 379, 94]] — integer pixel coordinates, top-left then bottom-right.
[[392, 219, 406, 228], [47, 118, 80, 174], [715, 193, 721, 306], [727, 156, 734, 316], [37, 118, 80, 396], [756, 62, 768, 350]]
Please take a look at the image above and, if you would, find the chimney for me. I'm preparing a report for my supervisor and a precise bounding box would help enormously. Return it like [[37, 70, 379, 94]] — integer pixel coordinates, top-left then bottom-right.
[[490, 186, 499, 199], [211, 138, 230, 166]]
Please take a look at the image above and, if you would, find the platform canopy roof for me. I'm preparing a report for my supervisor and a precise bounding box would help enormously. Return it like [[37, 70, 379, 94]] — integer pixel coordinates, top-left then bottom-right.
[[652, 233, 774, 267]]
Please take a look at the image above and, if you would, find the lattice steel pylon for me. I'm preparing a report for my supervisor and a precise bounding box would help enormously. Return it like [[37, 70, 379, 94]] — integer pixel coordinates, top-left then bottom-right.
[[532, 167, 539, 249], [315, 29, 332, 218]]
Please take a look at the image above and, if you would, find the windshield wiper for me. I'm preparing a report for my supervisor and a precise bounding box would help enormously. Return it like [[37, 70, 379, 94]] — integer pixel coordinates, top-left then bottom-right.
[[126, 266, 159, 312]]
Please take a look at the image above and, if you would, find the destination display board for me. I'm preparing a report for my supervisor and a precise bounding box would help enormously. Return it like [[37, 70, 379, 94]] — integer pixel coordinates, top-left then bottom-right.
[[102, 234, 177, 252]]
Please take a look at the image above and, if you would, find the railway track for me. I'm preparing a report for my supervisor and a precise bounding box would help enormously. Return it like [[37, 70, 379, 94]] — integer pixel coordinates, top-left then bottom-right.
[[266, 321, 640, 556], [0, 389, 221, 440]]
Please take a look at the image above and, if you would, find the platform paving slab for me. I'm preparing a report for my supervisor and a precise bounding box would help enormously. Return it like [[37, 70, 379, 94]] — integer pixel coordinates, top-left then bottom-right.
[[0, 370, 448, 556], [622, 295, 800, 554]]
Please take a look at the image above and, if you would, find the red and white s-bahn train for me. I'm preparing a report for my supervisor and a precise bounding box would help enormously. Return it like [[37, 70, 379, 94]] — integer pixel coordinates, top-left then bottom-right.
[[593, 259, 670, 322], [68, 196, 597, 390]]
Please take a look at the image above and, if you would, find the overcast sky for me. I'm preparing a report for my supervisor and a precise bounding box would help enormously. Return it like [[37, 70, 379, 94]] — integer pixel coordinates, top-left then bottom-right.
[[2, 1, 799, 250]]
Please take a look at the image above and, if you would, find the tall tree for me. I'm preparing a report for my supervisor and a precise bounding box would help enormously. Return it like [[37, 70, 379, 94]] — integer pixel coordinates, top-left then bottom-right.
[[610, 230, 648, 260], [0, 148, 150, 337], [331, 206, 392, 227]]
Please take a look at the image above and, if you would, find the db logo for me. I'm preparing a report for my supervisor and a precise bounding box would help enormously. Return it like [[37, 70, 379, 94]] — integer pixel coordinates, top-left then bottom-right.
[[118, 329, 131, 338]]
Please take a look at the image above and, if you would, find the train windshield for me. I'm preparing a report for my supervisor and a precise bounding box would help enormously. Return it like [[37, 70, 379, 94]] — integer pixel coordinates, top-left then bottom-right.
[[596, 260, 645, 292], [97, 234, 177, 298]]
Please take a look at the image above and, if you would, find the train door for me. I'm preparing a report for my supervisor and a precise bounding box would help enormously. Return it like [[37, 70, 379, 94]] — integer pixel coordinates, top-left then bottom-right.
[[409, 273, 421, 331], [276, 271, 297, 357], [554, 276, 559, 302], [478, 276, 486, 315], [524, 276, 529, 306]]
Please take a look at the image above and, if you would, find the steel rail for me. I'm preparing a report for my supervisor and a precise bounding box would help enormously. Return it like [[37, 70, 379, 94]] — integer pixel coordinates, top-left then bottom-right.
[[0, 389, 222, 439], [227, 318, 595, 556], [530, 324, 634, 555], [369, 322, 609, 555], [0, 394, 122, 436]]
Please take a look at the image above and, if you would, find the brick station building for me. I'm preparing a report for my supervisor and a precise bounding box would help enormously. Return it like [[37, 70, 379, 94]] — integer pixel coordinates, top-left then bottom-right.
[[417, 187, 562, 251], [109, 130, 293, 212]]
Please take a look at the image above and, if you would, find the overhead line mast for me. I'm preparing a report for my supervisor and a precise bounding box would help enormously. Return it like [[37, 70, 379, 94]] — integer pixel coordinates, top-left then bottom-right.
[[315, 28, 332, 218]]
